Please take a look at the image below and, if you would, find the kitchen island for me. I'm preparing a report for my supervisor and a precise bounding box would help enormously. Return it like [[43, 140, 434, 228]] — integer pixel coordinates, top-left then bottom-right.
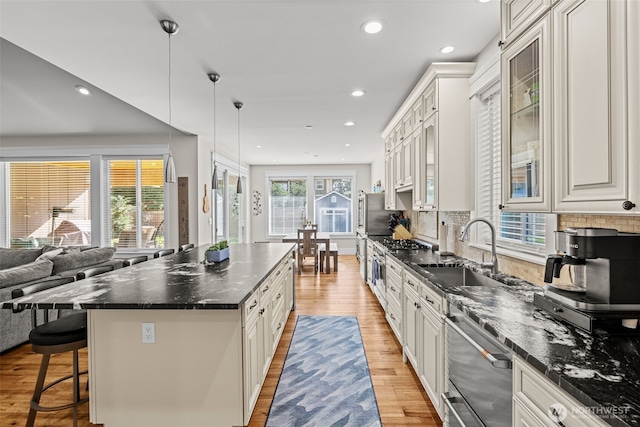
[[3, 243, 296, 427]]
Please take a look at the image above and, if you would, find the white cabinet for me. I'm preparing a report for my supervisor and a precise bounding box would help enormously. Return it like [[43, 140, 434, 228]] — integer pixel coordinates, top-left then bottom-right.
[[402, 267, 445, 419], [386, 256, 403, 344], [501, 0, 552, 47], [403, 275, 420, 369], [242, 257, 293, 420], [384, 151, 395, 210], [513, 356, 609, 427], [552, 0, 639, 214], [382, 63, 475, 212], [501, 14, 552, 212]]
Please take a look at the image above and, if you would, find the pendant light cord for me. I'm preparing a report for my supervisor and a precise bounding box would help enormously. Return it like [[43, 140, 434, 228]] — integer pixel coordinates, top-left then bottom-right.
[[168, 33, 173, 148]]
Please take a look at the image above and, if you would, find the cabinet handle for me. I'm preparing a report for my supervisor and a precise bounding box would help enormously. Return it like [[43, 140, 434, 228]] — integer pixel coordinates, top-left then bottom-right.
[[249, 301, 258, 311], [263, 286, 270, 293], [390, 286, 396, 292], [498, 204, 504, 210], [276, 270, 281, 276], [276, 322, 282, 331], [497, 40, 504, 47], [276, 293, 282, 300], [390, 313, 396, 321], [259, 308, 265, 315], [623, 200, 636, 210], [415, 302, 421, 309], [424, 296, 435, 305], [407, 280, 416, 288]]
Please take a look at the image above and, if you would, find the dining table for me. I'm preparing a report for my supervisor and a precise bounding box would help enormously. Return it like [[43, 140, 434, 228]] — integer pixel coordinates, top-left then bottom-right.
[[282, 232, 331, 274]]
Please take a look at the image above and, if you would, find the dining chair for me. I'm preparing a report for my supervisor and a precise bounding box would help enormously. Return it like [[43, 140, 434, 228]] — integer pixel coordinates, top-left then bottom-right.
[[153, 248, 175, 258], [179, 243, 195, 252], [297, 228, 318, 274]]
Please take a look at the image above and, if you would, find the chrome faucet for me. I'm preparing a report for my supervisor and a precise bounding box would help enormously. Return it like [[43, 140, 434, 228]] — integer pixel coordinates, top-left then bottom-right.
[[459, 218, 499, 275]]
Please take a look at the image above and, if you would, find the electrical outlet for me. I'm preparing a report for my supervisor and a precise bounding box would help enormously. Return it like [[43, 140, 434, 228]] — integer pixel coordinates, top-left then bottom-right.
[[142, 322, 155, 344]]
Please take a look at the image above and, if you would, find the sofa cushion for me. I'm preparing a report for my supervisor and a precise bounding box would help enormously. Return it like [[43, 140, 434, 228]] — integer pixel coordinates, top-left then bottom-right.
[[0, 259, 54, 288], [36, 247, 64, 261], [52, 247, 117, 275], [0, 248, 44, 270]]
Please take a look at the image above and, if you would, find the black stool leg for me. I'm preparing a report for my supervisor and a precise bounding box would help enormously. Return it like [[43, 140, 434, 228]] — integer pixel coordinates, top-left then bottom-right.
[[27, 353, 51, 427]]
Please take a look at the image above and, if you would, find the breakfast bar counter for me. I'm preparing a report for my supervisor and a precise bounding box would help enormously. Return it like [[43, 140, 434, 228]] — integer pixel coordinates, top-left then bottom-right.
[[2, 243, 296, 427]]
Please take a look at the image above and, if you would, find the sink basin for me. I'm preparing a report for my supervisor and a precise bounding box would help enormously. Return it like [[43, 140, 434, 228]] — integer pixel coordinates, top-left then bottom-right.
[[420, 266, 504, 288]]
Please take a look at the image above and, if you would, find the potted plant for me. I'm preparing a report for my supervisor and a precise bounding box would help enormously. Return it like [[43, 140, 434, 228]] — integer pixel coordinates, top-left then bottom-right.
[[205, 240, 229, 263]]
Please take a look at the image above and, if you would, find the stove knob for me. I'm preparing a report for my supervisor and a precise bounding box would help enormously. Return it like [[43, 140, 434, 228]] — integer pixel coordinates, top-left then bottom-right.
[[553, 307, 563, 313]]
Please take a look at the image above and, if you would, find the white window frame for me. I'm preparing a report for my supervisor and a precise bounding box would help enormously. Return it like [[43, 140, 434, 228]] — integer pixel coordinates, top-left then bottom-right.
[[210, 153, 248, 244], [0, 145, 172, 252], [470, 57, 555, 265], [265, 170, 356, 238]]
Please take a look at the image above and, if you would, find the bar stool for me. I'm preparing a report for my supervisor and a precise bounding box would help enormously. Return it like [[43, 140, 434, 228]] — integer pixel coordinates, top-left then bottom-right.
[[178, 243, 194, 252], [27, 312, 89, 427], [123, 255, 148, 267], [153, 248, 175, 258]]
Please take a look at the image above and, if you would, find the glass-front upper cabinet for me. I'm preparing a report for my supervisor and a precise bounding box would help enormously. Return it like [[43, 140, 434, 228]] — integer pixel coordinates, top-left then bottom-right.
[[501, 15, 551, 212]]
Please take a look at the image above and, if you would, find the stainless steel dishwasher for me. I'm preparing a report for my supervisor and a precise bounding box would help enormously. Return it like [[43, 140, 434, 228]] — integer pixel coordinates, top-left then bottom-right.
[[443, 304, 513, 427]]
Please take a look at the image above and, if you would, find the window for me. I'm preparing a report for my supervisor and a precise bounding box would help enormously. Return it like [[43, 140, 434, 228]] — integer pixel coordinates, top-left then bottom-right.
[[5, 161, 92, 248], [313, 177, 352, 233], [105, 159, 165, 249], [269, 178, 307, 234], [474, 82, 549, 257], [267, 172, 355, 236]]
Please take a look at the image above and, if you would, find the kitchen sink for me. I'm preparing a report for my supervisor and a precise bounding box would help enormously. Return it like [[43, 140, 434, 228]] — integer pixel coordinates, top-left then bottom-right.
[[419, 266, 504, 288]]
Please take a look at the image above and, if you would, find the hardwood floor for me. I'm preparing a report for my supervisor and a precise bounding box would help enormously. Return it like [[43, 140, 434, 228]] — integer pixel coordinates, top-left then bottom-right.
[[0, 255, 441, 426]]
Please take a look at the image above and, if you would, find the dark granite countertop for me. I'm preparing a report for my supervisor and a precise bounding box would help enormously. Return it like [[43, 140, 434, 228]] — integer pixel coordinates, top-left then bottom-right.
[[2, 243, 295, 311], [388, 248, 640, 427]]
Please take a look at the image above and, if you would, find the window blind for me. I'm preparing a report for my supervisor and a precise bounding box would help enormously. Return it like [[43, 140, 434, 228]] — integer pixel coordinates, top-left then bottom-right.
[[475, 86, 546, 255], [8, 161, 91, 247], [106, 159, 164, 249]]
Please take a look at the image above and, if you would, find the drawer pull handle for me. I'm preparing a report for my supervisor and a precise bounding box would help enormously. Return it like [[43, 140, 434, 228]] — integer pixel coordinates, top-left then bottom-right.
[[276, 293, 282, 300], [276, 270, 281, 276], [263, 286, 270, 293], [389, 313, 396, 321], [446, 316, 512, 369], [408, 281, 416, 288], [390, 286, 396, 292], [553, 307, 563, 313], [277, 322, 282, 331], [249, 301, 258, 311]]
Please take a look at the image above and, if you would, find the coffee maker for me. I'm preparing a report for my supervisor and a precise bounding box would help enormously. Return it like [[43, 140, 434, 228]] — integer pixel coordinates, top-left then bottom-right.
[[534, 227, 640, 332]]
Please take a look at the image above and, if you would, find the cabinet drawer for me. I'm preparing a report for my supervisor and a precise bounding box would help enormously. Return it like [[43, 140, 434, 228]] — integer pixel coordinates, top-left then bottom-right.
[[420, 281, 443, 315], [514, 357, 608, 427], [386, 275, 402, 307], [386, 256, 403, 279], [404, 269, 421, 298], [243, 290, 261, 325], [386, 298, 402, 344]]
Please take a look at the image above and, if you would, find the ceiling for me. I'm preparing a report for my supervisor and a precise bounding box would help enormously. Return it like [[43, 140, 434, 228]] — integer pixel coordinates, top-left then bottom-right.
[[0, 0, 499, 166]]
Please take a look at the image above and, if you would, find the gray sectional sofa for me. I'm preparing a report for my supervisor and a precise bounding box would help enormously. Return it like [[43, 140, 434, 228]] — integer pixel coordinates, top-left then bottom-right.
[[0, 245, 123, 353]]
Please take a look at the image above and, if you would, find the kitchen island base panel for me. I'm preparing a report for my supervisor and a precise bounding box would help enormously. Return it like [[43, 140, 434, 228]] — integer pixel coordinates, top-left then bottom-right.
[[88, 309, 244, 427]]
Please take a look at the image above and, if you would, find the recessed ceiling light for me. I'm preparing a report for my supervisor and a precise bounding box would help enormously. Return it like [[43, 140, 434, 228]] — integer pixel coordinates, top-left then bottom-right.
[[350, 89, 366, 97], [344, 121, 356, 126], [345, 143, 351, 147], [440, 46, 455, 54], [341, 158, 345, 161], [256, 145, 262, 148], [478, 0, 491, 3], [75, 85, 91, 96], [305, 125, 313, 129], [361, 20, 383, 34]]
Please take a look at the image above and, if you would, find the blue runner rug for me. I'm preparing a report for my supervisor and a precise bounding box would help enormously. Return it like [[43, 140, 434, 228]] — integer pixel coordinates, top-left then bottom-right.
[[266, 315, 382, 427]]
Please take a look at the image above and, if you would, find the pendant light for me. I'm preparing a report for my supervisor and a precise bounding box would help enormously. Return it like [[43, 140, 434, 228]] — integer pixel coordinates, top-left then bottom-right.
[[234, 101, 244, 194], [208, 73, 221, 190], [161, 19, 179, 183]]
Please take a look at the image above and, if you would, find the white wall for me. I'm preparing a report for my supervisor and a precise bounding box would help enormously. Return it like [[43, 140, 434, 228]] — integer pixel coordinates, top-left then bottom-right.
[[248, 163, 371, 254], [0, 133, 206, 249]]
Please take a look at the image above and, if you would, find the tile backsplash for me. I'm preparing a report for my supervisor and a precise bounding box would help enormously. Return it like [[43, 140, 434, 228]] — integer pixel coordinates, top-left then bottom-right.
[[406, 210, 640, 287]]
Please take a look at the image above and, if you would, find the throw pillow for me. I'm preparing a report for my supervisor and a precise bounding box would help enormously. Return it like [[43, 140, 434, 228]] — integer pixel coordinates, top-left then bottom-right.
[[0, 248, 44, 270], [51, 247, 117, 275], [0, 260, 54, 288], [36, 248, 64, 261]]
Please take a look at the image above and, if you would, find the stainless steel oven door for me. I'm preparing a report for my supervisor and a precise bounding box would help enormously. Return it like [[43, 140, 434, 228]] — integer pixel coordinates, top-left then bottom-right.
[[446, 305, 513, 427]]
